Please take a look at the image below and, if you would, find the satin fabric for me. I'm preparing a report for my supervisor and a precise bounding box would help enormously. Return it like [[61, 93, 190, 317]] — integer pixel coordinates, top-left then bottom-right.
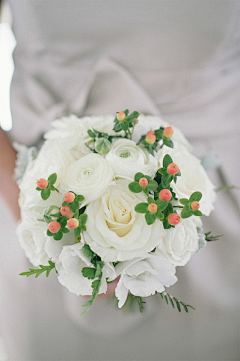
[[0, 1, 239, 360]]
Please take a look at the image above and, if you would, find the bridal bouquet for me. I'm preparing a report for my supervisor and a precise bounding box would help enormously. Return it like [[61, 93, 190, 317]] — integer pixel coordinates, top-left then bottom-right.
[[18, 110, 217, 314]]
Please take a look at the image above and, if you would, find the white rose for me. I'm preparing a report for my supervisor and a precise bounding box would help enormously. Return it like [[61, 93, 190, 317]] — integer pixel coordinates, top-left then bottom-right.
[[105, 139, 158, 179], [56, 243, 116, 296], [111, 254, 177, 308], [19, 140, 74, 209], [17, 216, 49, 267], [156, 218, 200, 266], [83, 180, 166, 262], [44, 114, 114, 157], [133, 115, 191, 150], [158, 145, 217, 216], [60, 153, 114, 206]]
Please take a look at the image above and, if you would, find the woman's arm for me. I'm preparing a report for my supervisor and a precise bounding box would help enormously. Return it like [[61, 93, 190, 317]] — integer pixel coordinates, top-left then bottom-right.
[[0, 128, 20, 221]]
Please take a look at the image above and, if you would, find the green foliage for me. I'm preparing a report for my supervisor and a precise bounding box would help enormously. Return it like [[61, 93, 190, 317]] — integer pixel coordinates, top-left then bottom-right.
[[20, 261, 56, 278], [113, 109, 140, 139], [158, 155, 181, 188], [36, 173, 59, 200], [179, 192, 203, 219], [205, 232, 223, 242], [159, 292, 196, 313], [136, 126, 174, 155]]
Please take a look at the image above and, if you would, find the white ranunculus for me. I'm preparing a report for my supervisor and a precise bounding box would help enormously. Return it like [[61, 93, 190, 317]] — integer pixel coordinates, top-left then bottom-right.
[[60, 153, 114, 206], [111, 254, 177, 308], [158, 145, 217, 216], [156, 218, 200, 266], [105, 139, 158, 179], [16, 216, 49, 267], [19, 140, 74, 209], [44, 114, 115, 157], [45, 232, 76, 263], [56, 243, 116, 296], [83, 180, 166, 262], [133, 115, 191, 150]]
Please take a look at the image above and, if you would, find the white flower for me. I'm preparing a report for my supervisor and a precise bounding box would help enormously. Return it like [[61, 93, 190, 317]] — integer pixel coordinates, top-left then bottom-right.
[[105, 139, 158, 179], [16, 216, 49, 267], [83, 180, 166, 262], [156, 218, 200, 266], [158, 145, 217, 216], [45, 232, 76, 263], [111, 254, 177, 308], [60, 153, 114, 206], [56, 243, 116, 296]]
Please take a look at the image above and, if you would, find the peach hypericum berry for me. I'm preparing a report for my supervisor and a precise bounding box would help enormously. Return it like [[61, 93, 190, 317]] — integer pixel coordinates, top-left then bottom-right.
[[48, 221, 61, 233], [139, 177, 148, 187], [36, 178, 48, 189], [117, 111, 126, 122], [148, 203, 158, 213], [64, 192, 75, 203], [145, 131, 156, 145], [159, 189, 172, 201], [191, 201, 200, 210], [167, 163, 179, 175], [163, 126, 173, 139], [67, 218, 79, 229], [60, 205, 74, 218], [168, 213, 181, 226]]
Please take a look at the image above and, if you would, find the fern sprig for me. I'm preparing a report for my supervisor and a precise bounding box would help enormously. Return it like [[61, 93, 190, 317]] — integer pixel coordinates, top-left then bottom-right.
[[20, 261, 56, 278], [205, 231, 223, 242], [159, 292, 196, 313]]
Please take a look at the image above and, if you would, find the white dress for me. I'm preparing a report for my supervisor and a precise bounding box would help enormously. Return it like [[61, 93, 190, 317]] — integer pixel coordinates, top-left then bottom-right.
[[0, 1, 239, 360]]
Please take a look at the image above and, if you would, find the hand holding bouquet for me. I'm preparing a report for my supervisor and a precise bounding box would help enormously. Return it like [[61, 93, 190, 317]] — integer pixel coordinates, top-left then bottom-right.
[[18, 110, 217, 314]]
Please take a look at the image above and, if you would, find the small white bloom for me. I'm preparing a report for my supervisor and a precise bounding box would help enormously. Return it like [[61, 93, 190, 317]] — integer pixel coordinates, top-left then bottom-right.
[[105, 139, 158, 179], [156, 218, 200, 266], [61, 153, 114, 206], [56, 243, 116, 296], [112, 254, 177, 308], [83, 180, 166, 262], [158, 145, 217, 216]]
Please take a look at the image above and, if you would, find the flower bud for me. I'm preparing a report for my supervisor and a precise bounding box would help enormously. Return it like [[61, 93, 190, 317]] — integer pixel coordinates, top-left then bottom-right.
[[145, 131, 156, 145], [163, 126, 173, 139], [159, 189, 172, 201], [94, 138, 111, 155], [167, 163, 179, 175], [37, 178, 48, 189], [64, 192, 75, 203], [48, 221, 61, 233], [168, 213, 181, 226], [60, 205, 74, 218], [139, 177, 148, 187], [116, 111, 126, 122], [191, 201, 200, 210], [67, 218, 79, 229], [148, 203, 158, 213]]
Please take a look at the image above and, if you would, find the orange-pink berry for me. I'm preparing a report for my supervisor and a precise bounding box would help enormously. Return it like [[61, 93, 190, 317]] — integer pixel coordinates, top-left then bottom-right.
[[148, 203, 158, 213], [191, 201, 200, 210], [163, 126, 173, 139], [37, 178, 48, 189], [159, 189, 172, 201], [117, 111, 126, 122], [48, 221, 61, 233], [139, 177, 148, 187], [167, 163, 179, 175], [145, 131, 156, 145], [67, 218, 79, 229], [60, 205, 74, 219], [64, 192, 75, 203], [168, 213, 181, 226]]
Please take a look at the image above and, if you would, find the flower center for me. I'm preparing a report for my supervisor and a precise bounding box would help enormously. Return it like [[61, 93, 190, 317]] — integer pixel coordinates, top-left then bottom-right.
[[119, 150, 130, 158]]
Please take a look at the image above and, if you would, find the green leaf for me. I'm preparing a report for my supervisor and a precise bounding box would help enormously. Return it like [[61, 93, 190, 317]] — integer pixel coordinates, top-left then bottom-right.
[[124, 109, 129, 116], [163, 154, 173, 168], [127, 111, 139, 120], [181, 207, 192, 219], [121, 122, 129, 131], [147, 180, 158, 191], [87, 129, 96, 138], [76, 195, 84, 202], [145, 212, 156, 225], [128, 182, 142, 193], [161, 174, 172, 188], [48, 173, 57, 185], [74, 227, 81, 238], [193, 210, 202, 217], [53, 231, 63, 241], [47, 229, 53, 237], [154, 128, 163, 140], [189, 191, 202, 202], [156, 200, 168, 211], [158, 292, 196, 313], [134, 172, 145, 182], [62, 228, 70, 233], [82, 244, 94, 258], [82, 267, 96, 280], [135, 203, 148, 213], [69, 200, 79, 213], [20, 261, 56, 278], [205, 232, 223, 242], [113, 122, 122, 132], [41, 188, 51, 200], [180, 198, 189, 205], [156, 209, 164, 220], [163, 139, 174, 148], [79, 213, 88, 224]]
